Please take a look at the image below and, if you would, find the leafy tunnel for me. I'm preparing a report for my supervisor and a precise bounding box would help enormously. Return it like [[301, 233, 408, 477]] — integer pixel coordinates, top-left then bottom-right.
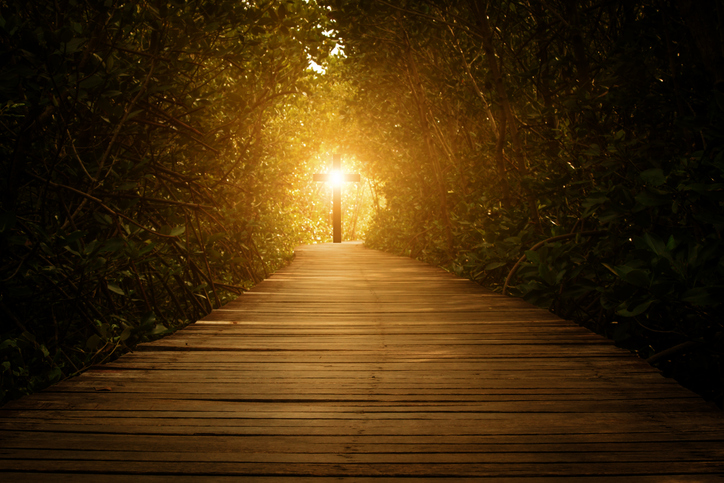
[[1, 0, 723, 407]]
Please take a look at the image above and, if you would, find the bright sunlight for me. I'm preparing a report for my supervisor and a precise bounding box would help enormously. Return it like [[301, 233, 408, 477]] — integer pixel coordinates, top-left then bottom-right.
[[330, 170, 343, 187]]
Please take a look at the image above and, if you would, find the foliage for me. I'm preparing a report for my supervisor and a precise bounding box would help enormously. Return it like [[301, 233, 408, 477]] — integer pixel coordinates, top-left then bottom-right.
[[0, 0, 336, 404], [327, 0, 724, 405], [277, 64, 376, 243], [3, 0, 722, 409]]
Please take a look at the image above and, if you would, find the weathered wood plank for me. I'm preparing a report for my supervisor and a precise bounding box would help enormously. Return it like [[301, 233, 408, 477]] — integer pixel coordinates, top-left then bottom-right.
[[1, 476, 722, 483], [4, 448, 724, 464], [2, 459, 724, 477], [0, 241, 722, 479], [4, 432, 724, 454]]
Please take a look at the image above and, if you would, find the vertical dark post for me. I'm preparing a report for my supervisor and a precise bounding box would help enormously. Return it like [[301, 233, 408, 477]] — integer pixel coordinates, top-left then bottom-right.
[[333, 154, 342, 243]]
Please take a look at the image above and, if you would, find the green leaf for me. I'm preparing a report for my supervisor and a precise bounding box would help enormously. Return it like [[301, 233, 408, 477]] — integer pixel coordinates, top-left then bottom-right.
[[641, 233, 668, 258], [79, 74, 104, 89], [63, 230, 85, 245], [640, 168, 666, 186], [170, 225, 185, 237], [484, 261, 506, 271], [525, 250, 540, 264], [616, 300, 654, 317], [666, 235, 677, 252], [119, 327, 132, 342], [0, 339, 18, 350], [602, 263, 618, 276], [64, 37, 86, 54], [584, 144, 601, 156], [107, 283, 125, 296], [598, 209, 623, 223], [141, 312, 157, 326], [64, 246, 81, 256], [538, 262, 555, 285], [623, 269, 651, 288], [151, 324, 170, 336], [48, 366, 63, 382], [93, 212, 113, 225], [635, 190, 669, 207], [138, 242, 156, 256], [206, 232, 226, 245], [603, 263, 650, 288], [99, 238, 125, 253], [118, 182, 138, 191], [86, 334, 103, 350], [681, 287, 718, 306]]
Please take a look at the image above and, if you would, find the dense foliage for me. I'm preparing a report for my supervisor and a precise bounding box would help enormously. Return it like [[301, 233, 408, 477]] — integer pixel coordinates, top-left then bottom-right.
[[327, 0, 724, 405], [2, 0, 723, 408], [0, 0, 341, 404]]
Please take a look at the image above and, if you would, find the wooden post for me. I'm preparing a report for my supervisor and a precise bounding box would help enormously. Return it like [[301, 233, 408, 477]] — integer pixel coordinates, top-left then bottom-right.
[[332, 155, 342, 243], [313, 154, 360, 243]]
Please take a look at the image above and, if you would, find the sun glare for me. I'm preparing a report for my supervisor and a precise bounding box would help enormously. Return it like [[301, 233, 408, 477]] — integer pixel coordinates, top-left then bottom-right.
[[330, 170, 343, 187]]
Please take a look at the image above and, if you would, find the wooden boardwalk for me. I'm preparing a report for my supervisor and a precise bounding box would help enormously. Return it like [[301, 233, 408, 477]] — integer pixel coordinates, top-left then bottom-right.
[[1, 242, 723, 481]]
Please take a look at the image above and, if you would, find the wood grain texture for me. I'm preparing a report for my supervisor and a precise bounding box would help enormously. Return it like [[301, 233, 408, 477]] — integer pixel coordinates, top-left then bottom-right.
[[1, 241, 723, 481]]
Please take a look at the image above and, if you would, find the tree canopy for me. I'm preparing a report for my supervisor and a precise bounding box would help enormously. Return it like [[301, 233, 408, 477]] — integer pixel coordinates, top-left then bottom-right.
[[1, 0, 723, 406]]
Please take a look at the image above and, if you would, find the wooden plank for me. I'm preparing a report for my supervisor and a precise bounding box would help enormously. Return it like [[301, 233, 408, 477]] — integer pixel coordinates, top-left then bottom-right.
[[4, 429, 724, 445], [2, 476, 723, 483], [0, 241, 722, 479], [4, 448, 724, 465], [2, 459, 724, 477], [4, 432, 724, 454]]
